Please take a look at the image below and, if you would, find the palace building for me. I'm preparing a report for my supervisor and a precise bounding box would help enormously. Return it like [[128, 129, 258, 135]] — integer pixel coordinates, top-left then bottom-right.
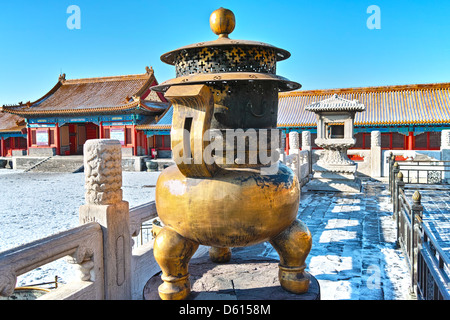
[[1, 67, 169, 157], [278, 82, 450, 154], [2, 71, 450, 165], [0, 112, 27, 157], [136, 102, 173, 158], [141, 82, 450, 159]]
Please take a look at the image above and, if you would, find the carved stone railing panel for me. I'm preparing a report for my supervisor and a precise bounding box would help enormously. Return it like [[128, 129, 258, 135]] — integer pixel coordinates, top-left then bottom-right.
[[0, 222, 103, 298], [129, 201, 158, 239]]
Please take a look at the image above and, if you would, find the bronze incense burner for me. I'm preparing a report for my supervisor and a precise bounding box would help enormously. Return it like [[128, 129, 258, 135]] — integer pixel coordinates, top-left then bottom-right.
[[151, 8, 312, 300]]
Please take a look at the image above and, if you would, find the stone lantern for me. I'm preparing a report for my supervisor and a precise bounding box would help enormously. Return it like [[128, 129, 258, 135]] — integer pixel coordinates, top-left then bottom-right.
[[305, 94, 365, 192], [149, 8, 315, 300]]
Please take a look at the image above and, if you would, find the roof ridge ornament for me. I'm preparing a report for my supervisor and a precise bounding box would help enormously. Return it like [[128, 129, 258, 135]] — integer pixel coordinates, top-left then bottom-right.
[[59, 73, 66, 82], [145, 66, 153, 74]]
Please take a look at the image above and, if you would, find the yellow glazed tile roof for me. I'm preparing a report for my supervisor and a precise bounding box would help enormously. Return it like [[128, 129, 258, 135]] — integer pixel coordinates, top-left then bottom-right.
[[1, 68, 169, 117], [277, 82, 450, 128]]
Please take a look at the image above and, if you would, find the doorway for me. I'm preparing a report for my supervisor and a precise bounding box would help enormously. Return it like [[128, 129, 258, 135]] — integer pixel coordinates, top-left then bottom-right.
[[69, 124, 77, 154], [60, 122, 99, 155]]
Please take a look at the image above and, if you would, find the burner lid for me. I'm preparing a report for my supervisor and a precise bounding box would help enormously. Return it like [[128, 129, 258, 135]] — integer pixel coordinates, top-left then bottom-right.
[[159, 7, 291, 65], [152, 8, 301, 93]]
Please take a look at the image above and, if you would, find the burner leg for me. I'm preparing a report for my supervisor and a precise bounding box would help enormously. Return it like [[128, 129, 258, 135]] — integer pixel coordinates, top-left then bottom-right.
[[269, 219, 312, 294], [153, 226, 199, 300], [209, 246, 231, 263]]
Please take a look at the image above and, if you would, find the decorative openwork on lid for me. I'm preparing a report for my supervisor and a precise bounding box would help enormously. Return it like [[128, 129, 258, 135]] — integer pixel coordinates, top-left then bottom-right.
[[152, 8, 300, 93]]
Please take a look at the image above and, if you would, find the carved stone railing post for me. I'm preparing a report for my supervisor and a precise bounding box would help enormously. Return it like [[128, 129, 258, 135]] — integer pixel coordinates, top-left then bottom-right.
[[277, 130, 286, 163], [301, 131, 312, 175], [410, 190, 423, 296], [288, 132, 300, 177], [441, 130, 450, 183], [392, 162, 400, 198], [289, 131, 300, 155], [394, 171, 405, 222], [79, 139, 131, 300], [388, 152, 394, 193], [441, 130, 450, 150], [370, 130, 381, 177]]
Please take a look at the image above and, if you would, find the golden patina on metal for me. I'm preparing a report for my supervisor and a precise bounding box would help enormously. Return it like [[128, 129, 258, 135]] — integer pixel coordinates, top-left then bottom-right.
[[209, 247, 232, 263], [153, 226, 199, 300], [151, 8, 312, 300], [164, 84, 219, 178], [210, 7, 235, 38], [155, 164, 301, 247]]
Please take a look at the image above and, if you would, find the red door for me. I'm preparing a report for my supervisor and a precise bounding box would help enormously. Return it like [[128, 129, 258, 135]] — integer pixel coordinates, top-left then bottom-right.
[[69, 124, 77, 155], [85, 123, 98, 140]]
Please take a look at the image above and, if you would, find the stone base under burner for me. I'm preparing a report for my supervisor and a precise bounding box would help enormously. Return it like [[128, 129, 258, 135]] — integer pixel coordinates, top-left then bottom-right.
[[144, 245, 320, 300]]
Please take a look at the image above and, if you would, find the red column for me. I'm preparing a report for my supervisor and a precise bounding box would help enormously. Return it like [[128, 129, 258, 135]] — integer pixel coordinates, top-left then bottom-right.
[[143, 132, 148, 155], [55, 125, 61, 155], [132, 125, 137, 156], [99, 122, 103, 139], [0, 137, 3, 157], [27, 127, 31, 155], [407, 132, 414, 150], [152, 135, 156, 158], [285, 133, 289, 155], [11, 137, 15, 154]]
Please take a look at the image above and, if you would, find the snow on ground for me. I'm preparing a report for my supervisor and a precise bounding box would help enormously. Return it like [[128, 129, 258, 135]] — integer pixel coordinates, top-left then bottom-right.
[[262, 182, 412, 300], [0, 169, 412, 299], [0, 169, 159, 287]]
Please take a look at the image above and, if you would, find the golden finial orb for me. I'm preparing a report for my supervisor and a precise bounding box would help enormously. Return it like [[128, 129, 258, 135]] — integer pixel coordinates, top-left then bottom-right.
[[210, 7, 235, 38]]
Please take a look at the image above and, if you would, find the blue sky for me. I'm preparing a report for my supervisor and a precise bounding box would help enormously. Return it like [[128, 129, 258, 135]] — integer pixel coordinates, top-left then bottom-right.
[[0, 0, 449, 105]]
